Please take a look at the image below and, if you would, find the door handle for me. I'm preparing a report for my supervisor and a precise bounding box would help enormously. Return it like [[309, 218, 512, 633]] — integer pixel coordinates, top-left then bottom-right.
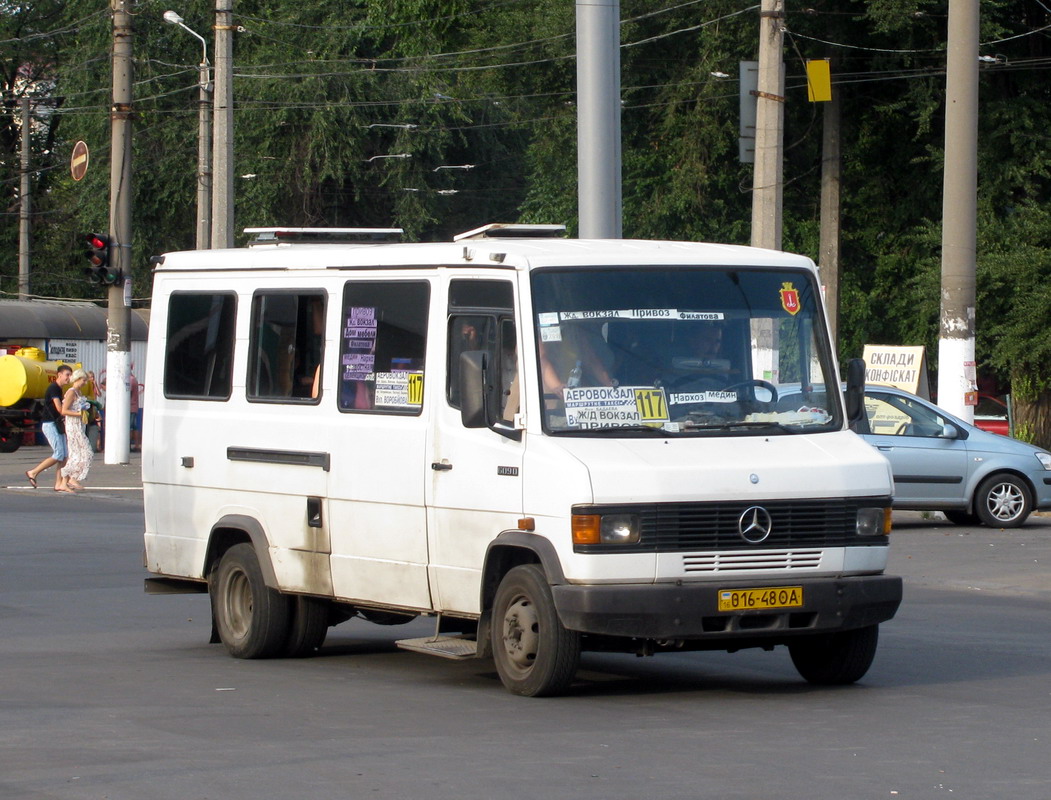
[[431, 461, 453, 471], [306, 496, 323, 528]]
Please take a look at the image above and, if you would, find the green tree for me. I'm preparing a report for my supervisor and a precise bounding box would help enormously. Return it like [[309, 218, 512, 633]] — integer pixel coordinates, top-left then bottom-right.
[[4, 0, 1051, 449]]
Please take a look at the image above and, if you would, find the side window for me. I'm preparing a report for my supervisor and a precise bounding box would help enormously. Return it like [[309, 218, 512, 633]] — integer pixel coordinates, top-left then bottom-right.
[[865, 395, 908, 435], [248, 292, 325, 402], [866, 393, 948, 437], [898, 396, 951, 438], [338, 281, 429, 415], [445, 280, 516, 421], [498, 318, 519, 421], [447, 315, 492, 408], [446, 315, 518, 420], [163, 292, 236, 399]]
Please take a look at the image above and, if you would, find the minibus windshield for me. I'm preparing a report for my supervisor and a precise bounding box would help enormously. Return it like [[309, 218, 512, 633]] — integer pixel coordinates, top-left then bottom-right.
[[530, 266, 841, 436]]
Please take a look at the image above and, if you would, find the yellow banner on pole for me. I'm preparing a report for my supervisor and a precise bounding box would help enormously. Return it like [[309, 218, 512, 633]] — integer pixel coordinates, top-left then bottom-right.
[[806, 59, 832, 103]]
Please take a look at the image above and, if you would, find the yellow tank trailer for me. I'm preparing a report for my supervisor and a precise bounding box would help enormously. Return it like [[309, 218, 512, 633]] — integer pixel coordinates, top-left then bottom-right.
[[0, 348, 80, 453]]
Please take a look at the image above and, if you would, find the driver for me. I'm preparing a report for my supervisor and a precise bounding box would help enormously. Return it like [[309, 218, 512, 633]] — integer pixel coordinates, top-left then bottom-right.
[[691, 321, 723, 360], [675, 321, 731, 390]]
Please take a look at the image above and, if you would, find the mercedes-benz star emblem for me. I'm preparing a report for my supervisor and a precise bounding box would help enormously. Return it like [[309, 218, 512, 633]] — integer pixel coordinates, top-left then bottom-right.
[[738, 506, 773, 543]]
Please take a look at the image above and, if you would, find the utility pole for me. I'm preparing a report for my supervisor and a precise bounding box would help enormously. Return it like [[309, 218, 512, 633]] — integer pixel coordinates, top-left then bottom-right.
[[18, 96, 31, 300], [750, 0, 785, 252], [819, 93, 841, 347], [750, 0, 785, 382], [937, 0, 979, 422], [106, 0, 134, 464], [196, 55, 213, 250], [211, 0, 234, 248], [575, 0, 622, 239]]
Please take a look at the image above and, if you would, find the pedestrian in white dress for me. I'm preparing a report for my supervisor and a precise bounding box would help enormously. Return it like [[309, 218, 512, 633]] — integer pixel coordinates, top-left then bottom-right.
[[61, 369, 93, 491]]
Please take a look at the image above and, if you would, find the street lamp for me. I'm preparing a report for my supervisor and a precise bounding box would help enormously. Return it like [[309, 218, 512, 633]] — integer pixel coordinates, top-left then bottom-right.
[[164, 10, 212, 250]]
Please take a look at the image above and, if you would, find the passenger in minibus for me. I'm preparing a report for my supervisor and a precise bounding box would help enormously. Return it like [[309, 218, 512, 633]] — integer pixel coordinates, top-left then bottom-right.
[[539, 323, 613, 395], [294, 297, 325, 399]]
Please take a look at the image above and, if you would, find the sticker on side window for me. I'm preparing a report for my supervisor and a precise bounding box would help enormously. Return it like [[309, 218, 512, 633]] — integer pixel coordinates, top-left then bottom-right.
[[374, 371, 425, 407]]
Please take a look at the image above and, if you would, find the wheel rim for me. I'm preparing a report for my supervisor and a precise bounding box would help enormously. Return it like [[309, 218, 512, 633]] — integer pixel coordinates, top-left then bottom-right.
[[500, 593, 540, 678], [986, 482, 1024, 522], [224, 569, 253, 640]]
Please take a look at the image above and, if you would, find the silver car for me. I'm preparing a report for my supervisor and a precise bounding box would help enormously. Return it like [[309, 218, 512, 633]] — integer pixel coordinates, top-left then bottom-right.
[[776, 384, 1051, 527]]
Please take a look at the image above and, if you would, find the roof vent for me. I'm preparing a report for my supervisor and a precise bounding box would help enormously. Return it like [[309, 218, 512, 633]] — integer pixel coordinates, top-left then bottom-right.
[[453, 223, 567, 242], [245, 227, 403, 246]]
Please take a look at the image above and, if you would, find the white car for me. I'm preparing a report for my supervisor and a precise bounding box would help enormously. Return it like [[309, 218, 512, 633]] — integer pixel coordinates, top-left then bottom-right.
[[777, 384, 1051, 528]]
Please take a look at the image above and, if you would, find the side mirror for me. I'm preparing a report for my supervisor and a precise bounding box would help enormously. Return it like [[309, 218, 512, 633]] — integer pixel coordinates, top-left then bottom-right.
[[941, 424, 959, 440], [844, 357, 865, 428], [459, 350, 487, 428]]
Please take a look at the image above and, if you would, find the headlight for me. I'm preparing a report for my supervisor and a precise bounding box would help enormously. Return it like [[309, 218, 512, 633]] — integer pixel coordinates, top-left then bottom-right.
[[857, 507, 891, 537], [1035, 452, 1051, 471], [601, 514, 640, 544], [572, 513, 641, 545]]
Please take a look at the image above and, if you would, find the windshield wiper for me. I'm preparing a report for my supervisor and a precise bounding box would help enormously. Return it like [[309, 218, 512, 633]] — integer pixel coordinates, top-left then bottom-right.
[[567, 425, 676, 436], [686, 420, 799, 434]]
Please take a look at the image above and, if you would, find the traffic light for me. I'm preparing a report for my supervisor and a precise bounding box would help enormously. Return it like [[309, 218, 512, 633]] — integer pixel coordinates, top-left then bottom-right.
[[83, 233, 121, 284]]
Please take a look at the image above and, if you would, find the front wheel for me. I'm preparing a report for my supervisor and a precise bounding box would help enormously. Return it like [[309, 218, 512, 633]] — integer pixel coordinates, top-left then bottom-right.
[[210, 543, 290, 659], [789, 625, 879, 685], [491, 565, 580, 697], [974, 474, 1032, 528]]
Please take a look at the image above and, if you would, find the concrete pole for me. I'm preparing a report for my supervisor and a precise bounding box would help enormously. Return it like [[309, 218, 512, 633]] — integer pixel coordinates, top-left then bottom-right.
[[106, 0, 134, 464], [819, 93, 841, 348], [750, 0, 785, 382], [18, 96, 31, 300], [196, 58, 213, 249], [937, 0, 979, 422], [750, 0, 785, 252], [576, 0, 622, 239], [211, 1, 234, 249]]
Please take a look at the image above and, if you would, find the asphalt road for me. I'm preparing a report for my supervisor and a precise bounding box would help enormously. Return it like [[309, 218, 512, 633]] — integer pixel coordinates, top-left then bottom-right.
[[2, 453, 1050, 800]]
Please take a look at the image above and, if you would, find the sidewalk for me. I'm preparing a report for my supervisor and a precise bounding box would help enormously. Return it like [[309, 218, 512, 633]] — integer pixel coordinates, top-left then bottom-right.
[[1, 445, 142, 492]]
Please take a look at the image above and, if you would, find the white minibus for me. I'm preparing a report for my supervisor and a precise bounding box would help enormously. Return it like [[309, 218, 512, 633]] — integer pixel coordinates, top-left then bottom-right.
[[143, 224, 901, 696]]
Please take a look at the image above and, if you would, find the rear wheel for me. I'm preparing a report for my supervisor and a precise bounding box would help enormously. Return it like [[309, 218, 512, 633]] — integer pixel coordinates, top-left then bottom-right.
[[283, 596, 329, 657], [789, 625, 879, 685], [974, 473, 1032, 528], [210, 543, 290, 659], [944, 509, 979, 525], [0, 424, 20, 453], [491, 565, 580, 697]]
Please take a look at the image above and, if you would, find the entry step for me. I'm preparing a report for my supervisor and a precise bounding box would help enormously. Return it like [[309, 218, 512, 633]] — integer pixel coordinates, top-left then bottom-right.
[[395, 635, 478, 660]]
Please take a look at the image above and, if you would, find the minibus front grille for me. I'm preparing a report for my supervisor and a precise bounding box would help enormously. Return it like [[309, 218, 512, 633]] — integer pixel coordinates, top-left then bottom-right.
[[573, 498, 887, 554]]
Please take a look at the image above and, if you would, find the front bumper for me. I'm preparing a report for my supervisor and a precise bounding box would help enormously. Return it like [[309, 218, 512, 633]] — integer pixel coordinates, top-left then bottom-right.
[[552, 574, 902, 641]]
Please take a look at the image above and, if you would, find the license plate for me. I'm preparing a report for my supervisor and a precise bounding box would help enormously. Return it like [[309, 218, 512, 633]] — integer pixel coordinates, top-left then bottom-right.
[[718, 586, 804, 612]]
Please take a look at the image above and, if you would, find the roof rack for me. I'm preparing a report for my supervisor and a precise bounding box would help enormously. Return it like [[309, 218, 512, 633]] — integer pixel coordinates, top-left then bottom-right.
[[245, 227, 403, 246], [453, 223, 567, 242]]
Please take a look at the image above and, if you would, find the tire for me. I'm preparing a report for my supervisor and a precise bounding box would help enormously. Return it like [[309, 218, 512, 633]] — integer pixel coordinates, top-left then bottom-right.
[[974, 473, 1032, 528], [283, 596, 329, 658], [0, 434, 20, 453], [943, 509, 979, 526], [789, 624, 879, 686], [491, 564, 580, 697], [210, 543, 290, 659]]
